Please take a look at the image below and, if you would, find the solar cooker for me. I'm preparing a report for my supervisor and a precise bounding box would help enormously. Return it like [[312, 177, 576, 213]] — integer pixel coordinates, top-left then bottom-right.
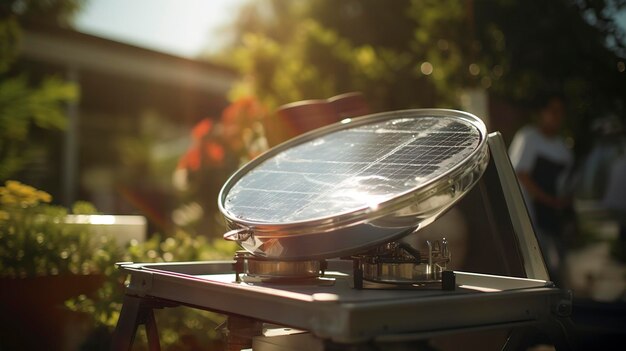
[[112, 109, 575, 350]]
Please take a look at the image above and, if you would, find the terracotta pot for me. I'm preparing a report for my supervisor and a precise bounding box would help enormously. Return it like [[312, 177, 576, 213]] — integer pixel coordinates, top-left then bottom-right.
[[267, 92, 371, 147], [0, 274, 105, 350]]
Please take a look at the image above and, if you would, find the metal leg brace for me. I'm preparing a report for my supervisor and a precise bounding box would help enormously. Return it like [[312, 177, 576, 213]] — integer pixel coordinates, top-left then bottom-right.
[[111, 294, 163, 351]]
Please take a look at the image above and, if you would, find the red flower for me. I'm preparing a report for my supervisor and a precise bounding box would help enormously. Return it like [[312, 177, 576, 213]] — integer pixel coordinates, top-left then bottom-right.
[[205, 141, 225, 164], [177, 147, 201, 171], [176, 97, 269, 175], [191, 118, 212, 140], [221, 96, 267, 127], [178, 118, 214, 171]]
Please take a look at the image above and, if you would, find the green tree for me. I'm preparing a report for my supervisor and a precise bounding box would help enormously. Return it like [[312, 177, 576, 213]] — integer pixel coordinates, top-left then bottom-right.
[[1, 0, 86, 27], [219, 0, 626, 154], [220, 0, 430, 110], [408, 0, 626, 152], [0, 1, 82, 180]]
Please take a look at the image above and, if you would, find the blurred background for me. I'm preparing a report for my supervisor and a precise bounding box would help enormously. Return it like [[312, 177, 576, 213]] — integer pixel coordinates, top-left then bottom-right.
[[0, 0, 625, 350]]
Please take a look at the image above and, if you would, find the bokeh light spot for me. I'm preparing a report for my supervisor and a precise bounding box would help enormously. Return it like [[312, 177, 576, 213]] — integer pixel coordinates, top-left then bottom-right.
[[420, 62, 433, 75], [469, 63, 480, 76]]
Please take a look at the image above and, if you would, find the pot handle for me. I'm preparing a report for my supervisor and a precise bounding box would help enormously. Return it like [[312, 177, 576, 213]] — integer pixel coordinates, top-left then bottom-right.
[[223, 227, 252, 241]]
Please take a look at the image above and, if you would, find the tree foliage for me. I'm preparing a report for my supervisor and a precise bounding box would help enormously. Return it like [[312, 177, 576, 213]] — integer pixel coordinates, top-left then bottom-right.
[[219, 0, 626, 150], [0, 2, 81, 180], [0, 0, 86, 27]]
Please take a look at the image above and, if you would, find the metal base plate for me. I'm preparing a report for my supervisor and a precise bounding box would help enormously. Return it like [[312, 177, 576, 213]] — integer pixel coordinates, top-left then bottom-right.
[[119, 260, 562, 344]]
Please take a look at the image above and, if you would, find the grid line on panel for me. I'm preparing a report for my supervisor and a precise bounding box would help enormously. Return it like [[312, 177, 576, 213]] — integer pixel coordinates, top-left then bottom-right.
[[225, 117, 480, 223]]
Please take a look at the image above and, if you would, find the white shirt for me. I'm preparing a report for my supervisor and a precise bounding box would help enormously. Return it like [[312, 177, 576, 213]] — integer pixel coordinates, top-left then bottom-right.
[[508, 126, 574, 221], [509, 126, 573, 175]]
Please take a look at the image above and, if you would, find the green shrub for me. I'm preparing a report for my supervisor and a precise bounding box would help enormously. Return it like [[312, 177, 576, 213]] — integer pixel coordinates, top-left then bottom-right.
[[0, 180, 109, 277], [0, 180, 238, 350]]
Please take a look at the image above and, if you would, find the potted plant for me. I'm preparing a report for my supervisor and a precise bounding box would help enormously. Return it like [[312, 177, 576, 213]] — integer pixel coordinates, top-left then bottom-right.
[[67, 229, 238, 351], [0, 180, 115, 350]]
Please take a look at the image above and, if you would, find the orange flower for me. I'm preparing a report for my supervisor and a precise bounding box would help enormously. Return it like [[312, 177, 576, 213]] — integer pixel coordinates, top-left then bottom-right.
[[205, 142, 225, 165], [177, 147, 201, 171], [191, 118, 213, 140], [221, 96, 267, 127], [176, 97, 268, 175]]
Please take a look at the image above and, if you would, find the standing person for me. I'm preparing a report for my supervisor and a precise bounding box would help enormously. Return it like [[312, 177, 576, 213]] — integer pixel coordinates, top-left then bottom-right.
[[603, 152, 626, 255], [508, 94, 575, 285]]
